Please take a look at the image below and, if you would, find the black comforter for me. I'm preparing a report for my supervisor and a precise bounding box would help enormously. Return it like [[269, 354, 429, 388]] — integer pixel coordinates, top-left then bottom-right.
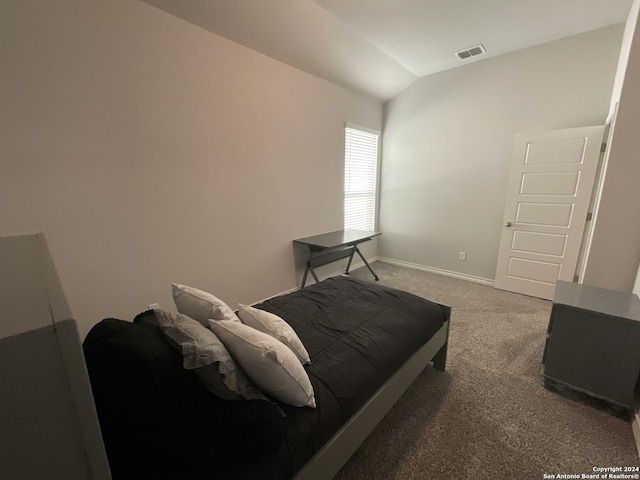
[[83, 276, 448, 480], [242, 276, 448, 479]]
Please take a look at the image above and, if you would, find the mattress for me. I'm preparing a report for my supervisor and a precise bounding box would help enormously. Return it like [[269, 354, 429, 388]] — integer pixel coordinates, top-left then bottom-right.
[[242, 276, 449, 479]]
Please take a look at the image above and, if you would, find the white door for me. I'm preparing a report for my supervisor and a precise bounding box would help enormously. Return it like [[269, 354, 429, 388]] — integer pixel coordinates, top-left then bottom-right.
[[494, 126, 605, 299]]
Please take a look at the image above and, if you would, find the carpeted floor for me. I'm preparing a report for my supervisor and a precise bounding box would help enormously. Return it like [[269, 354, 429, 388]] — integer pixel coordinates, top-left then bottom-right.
[[333, 262, 639, 479]]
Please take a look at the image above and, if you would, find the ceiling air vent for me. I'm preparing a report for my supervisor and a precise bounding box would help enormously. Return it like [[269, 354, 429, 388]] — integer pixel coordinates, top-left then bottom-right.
[[455, 44, 486, 60]]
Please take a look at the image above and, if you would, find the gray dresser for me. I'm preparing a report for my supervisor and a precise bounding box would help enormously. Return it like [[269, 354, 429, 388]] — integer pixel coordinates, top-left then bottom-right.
[[0, 234, 111, 479], [543, 280, 640, 410]]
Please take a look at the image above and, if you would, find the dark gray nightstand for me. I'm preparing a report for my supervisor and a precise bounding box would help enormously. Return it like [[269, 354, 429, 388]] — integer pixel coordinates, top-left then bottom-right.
[[542, 280, 640, 410]]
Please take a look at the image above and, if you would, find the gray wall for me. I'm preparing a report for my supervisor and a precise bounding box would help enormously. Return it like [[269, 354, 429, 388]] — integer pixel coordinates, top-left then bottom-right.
[[584, 0, 640, 292], [379, 25, 623, 282], [0, 0, 382, 338]]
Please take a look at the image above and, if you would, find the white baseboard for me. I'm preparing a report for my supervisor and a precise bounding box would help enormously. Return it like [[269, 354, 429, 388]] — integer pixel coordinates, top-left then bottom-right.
[[253, 258, 379, 305], [377, 257, 495, 286], [258, 256, 491, 306]]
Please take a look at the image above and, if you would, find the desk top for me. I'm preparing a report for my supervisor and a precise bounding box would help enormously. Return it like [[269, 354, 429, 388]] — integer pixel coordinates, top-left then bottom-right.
[[293, 229, 381, 249]]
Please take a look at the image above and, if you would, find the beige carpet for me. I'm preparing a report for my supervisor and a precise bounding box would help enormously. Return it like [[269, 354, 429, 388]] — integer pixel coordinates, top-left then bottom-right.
[[333, 262, 638, 479]]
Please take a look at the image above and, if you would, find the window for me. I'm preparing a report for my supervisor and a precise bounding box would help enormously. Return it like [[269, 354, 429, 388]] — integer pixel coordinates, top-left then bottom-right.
[[344, 125, 379, 231]]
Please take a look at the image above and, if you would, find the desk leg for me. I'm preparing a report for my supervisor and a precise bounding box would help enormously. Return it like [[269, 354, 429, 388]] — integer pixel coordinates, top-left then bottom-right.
[[344, 246, 357, 275], [354, 246, 379, 281], [301, 250, 321, 289], [309, 265, 320, 283], [301, 263, 320, 287], [301, 262, 310, 288]]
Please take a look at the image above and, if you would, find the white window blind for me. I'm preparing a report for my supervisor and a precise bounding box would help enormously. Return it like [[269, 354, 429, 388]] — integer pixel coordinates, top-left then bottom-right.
[[344, 125, 379, 231]]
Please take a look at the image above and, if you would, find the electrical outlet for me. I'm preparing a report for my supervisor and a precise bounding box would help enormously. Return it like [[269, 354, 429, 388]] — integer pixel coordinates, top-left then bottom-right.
[[459, 252, 466, 261], [148, 303, 160, 310]]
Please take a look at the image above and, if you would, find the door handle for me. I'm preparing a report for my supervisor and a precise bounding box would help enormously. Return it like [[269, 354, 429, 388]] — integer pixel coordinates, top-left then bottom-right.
[[504, 222, 512, 227]]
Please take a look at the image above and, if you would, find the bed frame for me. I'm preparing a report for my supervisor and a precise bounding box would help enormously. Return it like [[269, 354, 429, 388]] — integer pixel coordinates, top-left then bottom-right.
[[294, 307, 451, 480]]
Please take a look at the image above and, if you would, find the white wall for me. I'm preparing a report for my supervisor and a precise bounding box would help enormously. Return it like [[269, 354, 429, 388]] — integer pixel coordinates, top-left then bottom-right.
[[609, 0, 640, 118], [379, 25, 623, 282], [583, 0, 640, 292], [0, 0, 382, 338]]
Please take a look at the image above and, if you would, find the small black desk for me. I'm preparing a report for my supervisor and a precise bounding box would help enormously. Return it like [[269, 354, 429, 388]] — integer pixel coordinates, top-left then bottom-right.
[[293, 230, 381, 288]]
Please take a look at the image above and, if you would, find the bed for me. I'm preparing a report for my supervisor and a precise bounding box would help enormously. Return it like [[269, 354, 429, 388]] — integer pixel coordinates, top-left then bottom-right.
[[83, 276, 450, 480]]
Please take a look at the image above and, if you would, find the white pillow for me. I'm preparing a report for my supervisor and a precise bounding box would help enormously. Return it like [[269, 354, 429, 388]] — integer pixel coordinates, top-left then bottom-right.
[[150, 310, 265, 401], [209, 319, 316, 408], [172, 283, 239, 325], [237, 304, 311, 365]]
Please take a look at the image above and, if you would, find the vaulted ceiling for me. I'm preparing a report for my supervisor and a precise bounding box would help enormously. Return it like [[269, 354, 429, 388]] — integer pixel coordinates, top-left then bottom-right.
[[140, 0, 633, 101]]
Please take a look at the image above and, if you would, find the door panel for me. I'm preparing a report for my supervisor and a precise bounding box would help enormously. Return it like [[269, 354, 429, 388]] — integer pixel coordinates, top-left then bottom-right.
[[516, 203, 573, 226], [525, 137, 587, 164], [495, 126, 605, 299], [520, 172, 579, 195], [512, 231, 567, 256], [507, 258, 560, 284]]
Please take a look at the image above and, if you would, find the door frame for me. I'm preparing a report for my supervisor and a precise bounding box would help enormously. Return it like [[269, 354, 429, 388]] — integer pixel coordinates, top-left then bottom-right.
[[575, 110, 616, 283]]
